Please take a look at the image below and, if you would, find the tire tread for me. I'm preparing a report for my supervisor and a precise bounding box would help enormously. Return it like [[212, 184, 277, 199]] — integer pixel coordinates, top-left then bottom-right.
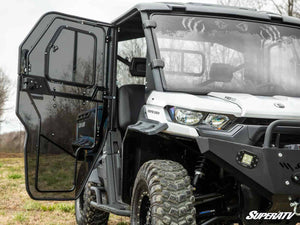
[[132, 160, 196, 225], [76, 182, 109, 225]]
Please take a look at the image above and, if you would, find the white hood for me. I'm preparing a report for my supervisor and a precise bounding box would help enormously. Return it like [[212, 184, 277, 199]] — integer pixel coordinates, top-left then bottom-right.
[[146, 91, 300, 137], [146, 91, 241, 116], [208, 92, 300, 119], [147, 91, 300, 120]]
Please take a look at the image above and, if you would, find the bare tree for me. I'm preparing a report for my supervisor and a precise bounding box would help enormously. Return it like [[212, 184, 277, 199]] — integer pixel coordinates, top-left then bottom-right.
[[0, 68, 10, 121], [271, 0, 300, 17], [218, 0, 300, 18], [217, 0, 268, 10], [117, 38, 146, 87]]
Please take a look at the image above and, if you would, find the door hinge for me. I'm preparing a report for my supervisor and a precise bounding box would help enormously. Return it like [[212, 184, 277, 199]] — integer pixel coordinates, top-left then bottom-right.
[[20, 49, 31, 74], [143, 20, 157, 29], [105, 35, 111, 43], [22, 77, 39, 91], [151, 59, 165, 69], [103, 95, 116, 100]]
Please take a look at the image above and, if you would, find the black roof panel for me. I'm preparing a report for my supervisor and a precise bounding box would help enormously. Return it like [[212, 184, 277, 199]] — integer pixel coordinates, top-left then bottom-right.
[[112, 2, 300, 26]]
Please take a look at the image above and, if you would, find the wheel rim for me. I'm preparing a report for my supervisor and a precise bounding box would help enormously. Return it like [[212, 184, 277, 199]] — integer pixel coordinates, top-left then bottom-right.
[[138, 192, 151, 225]]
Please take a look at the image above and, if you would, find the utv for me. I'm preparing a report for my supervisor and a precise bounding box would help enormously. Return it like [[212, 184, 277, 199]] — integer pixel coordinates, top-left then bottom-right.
[[17, 2, 300, 225]]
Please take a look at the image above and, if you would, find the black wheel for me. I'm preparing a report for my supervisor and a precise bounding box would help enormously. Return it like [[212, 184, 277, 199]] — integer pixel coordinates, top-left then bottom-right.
[[131, 160, 196, 225], [75, 182, 109, 225]]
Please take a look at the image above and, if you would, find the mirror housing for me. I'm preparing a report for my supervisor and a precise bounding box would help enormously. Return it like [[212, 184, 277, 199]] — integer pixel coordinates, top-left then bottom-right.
[[130, 57, 146, 77]]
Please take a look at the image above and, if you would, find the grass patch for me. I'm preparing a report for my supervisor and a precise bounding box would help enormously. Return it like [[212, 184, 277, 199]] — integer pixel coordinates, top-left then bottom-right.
[[23, 200, 74, 214], [39, 203, 74, 213], [8, 167, 21, 173], [56, 203, 75, 213], [8, 173, 22, 179], [40, 204, 56, 212], [0, 156, 128, 224], [13, 212, 27, 222], [24, 200, 42, 211], [0, 162, 3, 168]]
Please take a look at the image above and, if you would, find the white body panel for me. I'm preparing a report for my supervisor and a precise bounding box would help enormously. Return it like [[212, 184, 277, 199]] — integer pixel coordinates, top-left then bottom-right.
[[209, 92, 300, 119], [145, 91, 300, 137]]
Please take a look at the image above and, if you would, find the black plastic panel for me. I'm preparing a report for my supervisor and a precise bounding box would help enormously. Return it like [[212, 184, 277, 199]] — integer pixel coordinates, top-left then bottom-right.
[[17, 12, 110, 200], [197, 136, 300, 198]]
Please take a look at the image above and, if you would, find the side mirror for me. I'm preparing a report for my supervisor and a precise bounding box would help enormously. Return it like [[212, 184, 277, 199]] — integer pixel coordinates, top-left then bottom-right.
[[129, 57, 146, 77]]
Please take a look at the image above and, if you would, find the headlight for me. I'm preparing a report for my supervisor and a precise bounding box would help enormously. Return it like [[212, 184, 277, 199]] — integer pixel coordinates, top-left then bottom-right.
[[169, 107, 203, 126], [203, 114, 229, 130], [168, 106, 232, 130]]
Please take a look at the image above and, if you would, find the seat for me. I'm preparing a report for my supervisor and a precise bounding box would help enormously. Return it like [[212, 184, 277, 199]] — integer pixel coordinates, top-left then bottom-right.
[[118, 84, 145, 132], [209, 63, 234, 82]]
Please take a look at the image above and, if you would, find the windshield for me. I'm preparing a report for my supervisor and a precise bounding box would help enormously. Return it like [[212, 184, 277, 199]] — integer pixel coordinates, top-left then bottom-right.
[[153, 15, 300, 97]]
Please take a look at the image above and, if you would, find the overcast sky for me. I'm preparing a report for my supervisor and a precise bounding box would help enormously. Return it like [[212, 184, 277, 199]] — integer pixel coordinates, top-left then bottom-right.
[[1, 0, 286, 134], [0, 0, 223, 133]]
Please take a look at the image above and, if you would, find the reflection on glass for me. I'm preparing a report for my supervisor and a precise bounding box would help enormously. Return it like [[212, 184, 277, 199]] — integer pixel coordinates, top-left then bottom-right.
[[18, 92, 39, 197], [160, 50, 204, 74], [184, 53, 203, 73], [76, 33, 95, 84], [19, 13, 107, 199], [154, 15, 300, 97], [18, 90, 98, 198], [161, 51, 182, 72], [48, 29, 95, 85], [37, 136, 75, 191], [25, 15, 105, 89], [48, 29, 74, 82]]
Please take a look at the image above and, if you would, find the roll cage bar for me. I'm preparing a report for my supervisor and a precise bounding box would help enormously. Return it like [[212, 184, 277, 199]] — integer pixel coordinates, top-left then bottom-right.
[[112, 3, 300, 95]]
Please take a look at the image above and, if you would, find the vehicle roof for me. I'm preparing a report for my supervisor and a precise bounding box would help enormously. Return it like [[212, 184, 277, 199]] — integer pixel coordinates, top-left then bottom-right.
[[112, 2, 300, 26]]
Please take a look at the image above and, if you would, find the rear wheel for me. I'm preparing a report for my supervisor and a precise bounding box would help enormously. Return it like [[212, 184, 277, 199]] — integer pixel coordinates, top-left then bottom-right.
[[131, 160, 196, 225], [75, 182, 109, 225]]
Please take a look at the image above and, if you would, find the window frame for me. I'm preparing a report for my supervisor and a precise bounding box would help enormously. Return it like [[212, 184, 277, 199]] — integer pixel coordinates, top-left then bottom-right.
[[44, 25, 98, 88]]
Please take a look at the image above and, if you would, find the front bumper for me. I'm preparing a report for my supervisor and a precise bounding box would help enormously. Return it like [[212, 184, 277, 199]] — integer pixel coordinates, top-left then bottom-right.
[[196, 120, 300, 199]]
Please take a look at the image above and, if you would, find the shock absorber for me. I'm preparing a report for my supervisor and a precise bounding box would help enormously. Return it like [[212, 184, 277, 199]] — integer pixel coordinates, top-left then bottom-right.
[[193, 156, 208, 187]]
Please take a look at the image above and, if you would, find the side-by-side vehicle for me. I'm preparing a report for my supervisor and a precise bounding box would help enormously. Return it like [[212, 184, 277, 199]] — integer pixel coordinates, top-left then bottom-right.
[[17, 3, 300, 224]]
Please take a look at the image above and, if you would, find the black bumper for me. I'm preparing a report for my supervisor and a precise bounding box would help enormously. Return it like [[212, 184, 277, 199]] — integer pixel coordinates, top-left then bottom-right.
[[196, 120, 300, 199]]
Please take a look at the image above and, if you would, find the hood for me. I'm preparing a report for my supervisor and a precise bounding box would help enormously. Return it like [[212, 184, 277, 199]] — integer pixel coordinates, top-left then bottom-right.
[[208, 92, 300, 120], [147, 91, 241, 116]]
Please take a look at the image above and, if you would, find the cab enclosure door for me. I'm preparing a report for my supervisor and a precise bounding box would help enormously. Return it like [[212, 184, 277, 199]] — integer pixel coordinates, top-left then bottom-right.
[[16, 12, 112, 200]]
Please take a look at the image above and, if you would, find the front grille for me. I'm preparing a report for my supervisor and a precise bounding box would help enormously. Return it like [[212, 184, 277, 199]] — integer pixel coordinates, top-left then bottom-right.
[[241, 118, 275, 126]]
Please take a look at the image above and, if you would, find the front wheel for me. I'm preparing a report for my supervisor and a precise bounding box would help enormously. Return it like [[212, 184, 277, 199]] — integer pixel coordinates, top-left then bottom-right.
[[75, 182, 109, 225], [131, 160, 196, 225]]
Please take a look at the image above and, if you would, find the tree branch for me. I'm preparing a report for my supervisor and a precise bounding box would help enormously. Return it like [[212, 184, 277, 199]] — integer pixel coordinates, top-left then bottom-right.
[[271, 0, 283, 14]]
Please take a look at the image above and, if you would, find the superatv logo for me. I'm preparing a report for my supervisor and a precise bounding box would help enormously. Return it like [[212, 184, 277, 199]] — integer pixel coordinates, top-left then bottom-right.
[[246, 210, 295, 220]]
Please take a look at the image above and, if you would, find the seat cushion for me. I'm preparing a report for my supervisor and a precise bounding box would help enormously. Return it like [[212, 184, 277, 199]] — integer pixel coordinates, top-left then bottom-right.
[[118, 84, 145, 132]]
